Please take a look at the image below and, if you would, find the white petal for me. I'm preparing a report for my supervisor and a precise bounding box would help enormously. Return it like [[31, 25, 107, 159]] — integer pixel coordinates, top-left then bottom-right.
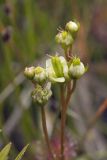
[[59, 56, 69, 79], [46, 59, 55, 76], [50, 77, 65, 83]]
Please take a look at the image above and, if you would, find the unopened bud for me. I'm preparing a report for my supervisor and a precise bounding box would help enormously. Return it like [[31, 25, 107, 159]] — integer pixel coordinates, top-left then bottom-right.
[[55, 31, 73, 48], [66, 21, 80, 33], [24, 66, 35, 80], [69, 57, 86, 79], [34, 67, 47, 84], [31, 84, 52, 105]]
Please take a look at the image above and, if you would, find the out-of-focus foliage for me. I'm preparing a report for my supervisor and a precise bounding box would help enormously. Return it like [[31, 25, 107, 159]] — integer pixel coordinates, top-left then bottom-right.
[[0, 143, 28, 160], [0, 0, 107, 160]]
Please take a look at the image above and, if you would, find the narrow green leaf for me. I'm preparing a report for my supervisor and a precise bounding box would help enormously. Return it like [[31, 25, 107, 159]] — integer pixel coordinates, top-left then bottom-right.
[[15, 144, 29, 160], [0, 143, 11, 160]]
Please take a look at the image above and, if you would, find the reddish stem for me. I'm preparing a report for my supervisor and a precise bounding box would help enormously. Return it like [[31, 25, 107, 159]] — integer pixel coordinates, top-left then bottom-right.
[[41, 106, 56, 160], [66, 80, 76, 108], [60, 81, 76, 160], [60, 86, 66, 160]]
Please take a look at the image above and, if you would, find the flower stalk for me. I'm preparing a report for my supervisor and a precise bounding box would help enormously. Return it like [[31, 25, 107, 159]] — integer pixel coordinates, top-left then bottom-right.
[[66, 80, 77, 107], [41, 106, 56, 160], [60, 80, 76, 160], [60, 85, 66, 160]]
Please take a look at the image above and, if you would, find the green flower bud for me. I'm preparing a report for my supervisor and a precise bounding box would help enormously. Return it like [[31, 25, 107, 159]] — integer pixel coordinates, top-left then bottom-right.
[[55, 31, 73, 48], [69, 57, 86, 79], [46, 56, 69, 83], [31, 83, 52, 105], [66, 21, 80, 33], [33, 66, 47, 84], [24, 66, 35, 80]]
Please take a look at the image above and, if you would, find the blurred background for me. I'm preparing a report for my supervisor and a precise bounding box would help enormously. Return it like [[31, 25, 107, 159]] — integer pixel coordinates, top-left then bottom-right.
[[0, 0, 107, 159]]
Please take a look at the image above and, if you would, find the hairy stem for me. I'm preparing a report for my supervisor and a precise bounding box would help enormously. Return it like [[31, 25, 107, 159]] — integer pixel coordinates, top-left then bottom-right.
[[41, 106, 55, 160]]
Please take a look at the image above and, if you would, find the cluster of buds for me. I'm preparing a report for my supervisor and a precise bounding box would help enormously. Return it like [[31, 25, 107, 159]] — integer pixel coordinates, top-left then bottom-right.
[[24, 66, 47, 84], [55, 21, 79, 49], [46, 55, 87, 82], [31, 83, 52, 105], [24, 20, 87, 105], [24, 66, 51, 105], [24, 56, 86, 83], [24, 56, 87, 104]]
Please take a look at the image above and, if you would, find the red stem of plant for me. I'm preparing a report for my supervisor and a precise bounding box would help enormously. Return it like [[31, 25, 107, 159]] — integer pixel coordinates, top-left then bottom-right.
[[66, 80, 76, 108], [41, 106, 55, 160], [60, 86, 66, 160], [60, 81, 76, 160]]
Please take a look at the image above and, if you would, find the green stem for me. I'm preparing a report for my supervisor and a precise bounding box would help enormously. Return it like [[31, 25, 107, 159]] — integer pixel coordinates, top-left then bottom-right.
[[41, 106, 55, 160]]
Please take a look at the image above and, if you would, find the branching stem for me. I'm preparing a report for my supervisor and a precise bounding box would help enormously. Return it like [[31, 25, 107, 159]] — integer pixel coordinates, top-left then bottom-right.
[[60, 80, 76, 160]]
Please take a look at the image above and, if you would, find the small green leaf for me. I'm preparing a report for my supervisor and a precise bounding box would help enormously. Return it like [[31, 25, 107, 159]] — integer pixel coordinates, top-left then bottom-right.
[[0, 143, 11, 160], [15, 144, 29, 160]]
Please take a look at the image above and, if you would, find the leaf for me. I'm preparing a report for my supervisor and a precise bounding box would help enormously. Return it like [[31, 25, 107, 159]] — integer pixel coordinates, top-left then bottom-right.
[[0, 143, 11, 160], [15, 144, 29, 160]]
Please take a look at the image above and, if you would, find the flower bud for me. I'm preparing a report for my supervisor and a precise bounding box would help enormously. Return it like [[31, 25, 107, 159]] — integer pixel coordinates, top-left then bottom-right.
[[24, 66, 35, 80], [55, 31, 73, 48], [69, 57, 86, 79], [46, 56, 69, 83], [34, 66, 47, 84], [31, 84, 52, 105], [66, 21, 80, 33]]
